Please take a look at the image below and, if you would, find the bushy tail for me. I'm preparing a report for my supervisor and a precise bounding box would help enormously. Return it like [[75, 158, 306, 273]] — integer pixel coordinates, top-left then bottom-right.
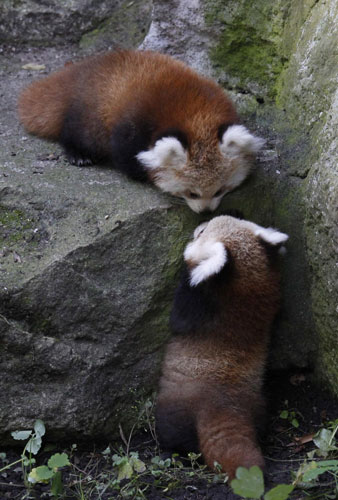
[[18, 66, 74, 140], [197, 409, 264, 479]]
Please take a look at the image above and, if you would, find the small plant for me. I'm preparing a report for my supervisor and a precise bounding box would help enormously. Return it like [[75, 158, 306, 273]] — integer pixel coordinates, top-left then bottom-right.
[[231, 418, 338, 500], [0, 418, 47, 487], [231, 465, 294, 500], [28, 452, 70, 497], [112, 450, 146, 481], [230, 456, 338, 500], [307, 421, 338, 458], [0, 419, 70, 498], [279, 401, 302, 429]]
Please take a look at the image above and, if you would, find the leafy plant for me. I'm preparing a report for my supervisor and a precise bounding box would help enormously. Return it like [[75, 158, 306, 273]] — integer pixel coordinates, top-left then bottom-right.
[[231, 466, 294, 500], [28, 452, 70, 496], [0, 419, 70, 498], [230, 456, 338, 500], [112, 451, 146, 481], [307, 423, 338, 458], [231, 466, 265, 498], [279, 409, 300, 429], [1, 418, 47, 487]]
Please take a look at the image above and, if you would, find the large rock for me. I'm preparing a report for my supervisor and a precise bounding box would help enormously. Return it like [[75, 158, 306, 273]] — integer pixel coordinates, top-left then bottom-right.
[[0, 47, 198, 442], [0, 0, 152, 50], [278, 1, 338, 391]]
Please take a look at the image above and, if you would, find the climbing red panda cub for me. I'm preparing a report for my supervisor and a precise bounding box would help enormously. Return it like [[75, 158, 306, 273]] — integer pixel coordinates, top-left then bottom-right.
[[156, 215, 288, 478], [18, 50, 264, 213]]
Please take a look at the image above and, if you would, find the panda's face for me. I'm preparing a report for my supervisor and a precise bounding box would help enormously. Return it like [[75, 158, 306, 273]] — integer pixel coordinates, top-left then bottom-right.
[[137, 125, 265, 213]]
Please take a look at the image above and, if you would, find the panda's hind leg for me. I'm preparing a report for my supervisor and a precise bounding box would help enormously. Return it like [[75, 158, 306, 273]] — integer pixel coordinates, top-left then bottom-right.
[[59, 106, 103, 167], [155, 400, 199, 455], [65, 151, 94, 167]]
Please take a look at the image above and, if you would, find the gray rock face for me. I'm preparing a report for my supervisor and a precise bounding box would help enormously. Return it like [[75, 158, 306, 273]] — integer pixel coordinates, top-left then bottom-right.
[[0, 0, 152, 49], [0, 47, 198, 442], [140, 0, 214, 74], [281, 1, 338, 392]]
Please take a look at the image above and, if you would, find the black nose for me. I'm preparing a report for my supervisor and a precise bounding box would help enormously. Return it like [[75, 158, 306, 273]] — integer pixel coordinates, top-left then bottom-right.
[[200, 208, 213, 214]]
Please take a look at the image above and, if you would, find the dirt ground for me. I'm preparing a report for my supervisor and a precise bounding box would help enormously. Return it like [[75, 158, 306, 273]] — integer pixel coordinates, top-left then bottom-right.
[[1, 369, 337, 500]]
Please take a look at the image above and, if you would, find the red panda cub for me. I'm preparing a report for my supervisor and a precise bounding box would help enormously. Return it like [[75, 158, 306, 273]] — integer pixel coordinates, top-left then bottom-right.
[[156, 215, 288, 478], [18, 50, 264, 213]]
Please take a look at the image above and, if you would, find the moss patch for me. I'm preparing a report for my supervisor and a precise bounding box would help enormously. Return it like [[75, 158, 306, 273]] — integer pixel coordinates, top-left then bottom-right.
[[211, 25, 284, 95], [205, 0, 288, 97], [0, 205, 33, 247]]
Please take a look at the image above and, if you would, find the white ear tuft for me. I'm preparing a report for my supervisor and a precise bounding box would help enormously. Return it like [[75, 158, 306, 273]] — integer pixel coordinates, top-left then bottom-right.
[[255, 227, 289, 245], [220, 125, 265, 157], [184, 240, 227, 286], [136, 137, 187, 170]]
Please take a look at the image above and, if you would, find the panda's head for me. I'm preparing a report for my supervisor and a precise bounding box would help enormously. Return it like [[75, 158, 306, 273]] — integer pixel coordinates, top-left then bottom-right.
[[137, 125, 265, 213], [184, 215, 288, 288]]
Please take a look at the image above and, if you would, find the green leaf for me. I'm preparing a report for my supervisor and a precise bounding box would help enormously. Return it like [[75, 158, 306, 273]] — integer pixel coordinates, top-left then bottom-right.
[[26, 435, 42, 455], [48, 453, 70, 470], [112, 454, 127, 466], [151, 469, 162, 477], [51, 470, 63, 497], [231, 466, 265, 499], [0, 453, 6, 460], [313, 429, 337, 452], [314, 460, 338, 467], [28, 465, 54, 483], [151, 456, 160, 465], [302, 460, 338, 482], [264, 484, 294, 500], [22, 456, 36, 467], [291, 419, 299, 428], [11, 430, 32, 441], [34, 420, 46, 438], [130, 456, 146, 473], [280, 410, 289, 419], [117, 461, 133, 480]]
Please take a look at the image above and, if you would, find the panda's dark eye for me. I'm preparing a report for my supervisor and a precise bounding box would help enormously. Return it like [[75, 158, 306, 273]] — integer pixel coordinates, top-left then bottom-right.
[[189, 192, 200, 199], [214, 188, 224, 197]]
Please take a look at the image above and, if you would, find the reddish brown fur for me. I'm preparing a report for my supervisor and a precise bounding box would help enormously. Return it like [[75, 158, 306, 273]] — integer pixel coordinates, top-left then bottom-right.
[[18, 50, 237, 146], [156, 217, 283, 479]]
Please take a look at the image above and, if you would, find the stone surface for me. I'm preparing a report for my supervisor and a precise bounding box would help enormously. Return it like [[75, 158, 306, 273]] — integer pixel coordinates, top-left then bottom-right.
[[0, 47, 197, 442], [79, 0, 152, 52], [279, 1, 338, 391], [140, 0, 215, 74], [0, 0, 152, 50]]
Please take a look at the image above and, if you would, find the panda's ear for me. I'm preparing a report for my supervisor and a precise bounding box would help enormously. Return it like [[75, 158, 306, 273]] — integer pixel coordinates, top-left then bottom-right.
[[220, 125, 265, 157], [255, 227, 289, 246], [184, 240, 228, 286], [136, 136, 187, 170]]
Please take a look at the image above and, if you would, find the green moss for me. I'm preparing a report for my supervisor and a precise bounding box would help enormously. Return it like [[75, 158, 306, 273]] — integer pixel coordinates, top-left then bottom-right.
[[0, 205, 33, 247], [211, 25, 284, 95], [205, 0, 288, 97]]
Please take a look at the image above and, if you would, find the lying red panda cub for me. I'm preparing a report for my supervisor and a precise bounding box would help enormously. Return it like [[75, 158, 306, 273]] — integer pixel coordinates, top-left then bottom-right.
[[18, 50, 264, 213], [156, 215, 288, 478]]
